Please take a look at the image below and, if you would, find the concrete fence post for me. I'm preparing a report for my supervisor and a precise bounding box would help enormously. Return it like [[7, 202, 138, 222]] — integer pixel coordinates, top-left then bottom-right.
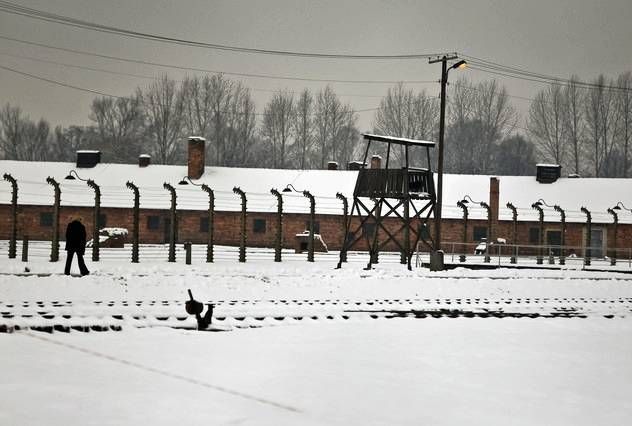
[[201, 184, 215, 263], [270, 188, 283, 262], [126, 181, 140, 263], [3, 173, 18, 259], [233, 187, 247, 263], [163, 183, 177, 262]]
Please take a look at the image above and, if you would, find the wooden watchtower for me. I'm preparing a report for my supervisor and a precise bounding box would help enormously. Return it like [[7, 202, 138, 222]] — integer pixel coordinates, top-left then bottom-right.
[[337, 133, 436, 270]]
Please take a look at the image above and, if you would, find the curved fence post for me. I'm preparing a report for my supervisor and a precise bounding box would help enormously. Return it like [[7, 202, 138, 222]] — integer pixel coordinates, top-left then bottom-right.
[[554, 205, 566, 265], [87, 179, 101, 262], [480, 201, 491, 263], [46, 177, 61, 262], [607, 208, 618, 266], [458, 200, 469, 262], [233, 187, 247, 262], [531, 202, 544, 265], [303, 190, 315, 262], [3, 173, 18, 259], [336, 192, 348, 263], [126, 181, 140, 263], [201, 184, 215, 263], [271, 188, 283, 262], [581, 206, 592, 266], [164, 183, 177, 262], [506, 202, 517, 264]]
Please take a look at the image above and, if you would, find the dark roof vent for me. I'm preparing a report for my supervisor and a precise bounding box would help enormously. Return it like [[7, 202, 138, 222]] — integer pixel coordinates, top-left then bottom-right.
[[567, 173, 581, 179], [76, 150, 101, 168], [536, 163, 561, 183], [347, 161, 366, 171], [327, 161, 339, 170], [139, 154, 151, 168]]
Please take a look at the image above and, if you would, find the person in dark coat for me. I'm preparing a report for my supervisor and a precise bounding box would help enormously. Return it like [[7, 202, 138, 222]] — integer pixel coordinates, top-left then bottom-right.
[[64, 217, 90, 276]]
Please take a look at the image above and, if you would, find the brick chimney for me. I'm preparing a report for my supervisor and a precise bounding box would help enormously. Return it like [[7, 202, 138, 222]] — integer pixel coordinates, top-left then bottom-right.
[[489, 177, 500, 223], [370, 155, 382, 169], [327, 161, 339, 170], [139, 154, 151, 168], [187, 136, 205, 179]]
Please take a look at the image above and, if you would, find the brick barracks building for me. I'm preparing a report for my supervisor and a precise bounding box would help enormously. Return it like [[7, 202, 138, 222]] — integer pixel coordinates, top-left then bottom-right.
[[2, 137, 632, 260]]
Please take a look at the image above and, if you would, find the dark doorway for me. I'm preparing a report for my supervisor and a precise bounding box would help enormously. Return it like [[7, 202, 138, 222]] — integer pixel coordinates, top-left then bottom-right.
[[546, 230, 562, 256], [590, 229, 604, 258]]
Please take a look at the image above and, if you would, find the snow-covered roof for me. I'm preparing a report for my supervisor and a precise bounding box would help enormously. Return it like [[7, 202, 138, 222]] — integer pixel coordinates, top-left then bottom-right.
[[1, 159, 631, 223], [363, 133, 435, 147]]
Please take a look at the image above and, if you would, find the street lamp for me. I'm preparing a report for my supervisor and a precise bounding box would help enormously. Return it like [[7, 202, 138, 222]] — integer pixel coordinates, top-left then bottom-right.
[[178, 176, 201, 186], [282, 183, 301, 193], [461, 195, 490, 262], [64, 170, 87, 181], [429, 55, 467, 271], [531, 201, 545, 264]]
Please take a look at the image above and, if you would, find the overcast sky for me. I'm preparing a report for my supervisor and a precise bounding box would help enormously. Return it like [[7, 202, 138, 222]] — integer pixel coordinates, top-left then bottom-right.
[[1, 0, 631, 132]]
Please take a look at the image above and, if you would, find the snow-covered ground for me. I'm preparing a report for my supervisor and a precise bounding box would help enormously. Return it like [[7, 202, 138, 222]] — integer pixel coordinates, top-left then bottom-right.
[[1, 249, 632, 425]]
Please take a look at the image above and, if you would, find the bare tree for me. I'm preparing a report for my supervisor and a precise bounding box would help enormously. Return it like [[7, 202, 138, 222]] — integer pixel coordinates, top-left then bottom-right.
[[445, 78, 476, 172], [293, 89, 314, 169], [22, 118, 50, 161], [208, 75, 235, 166], [494, 134, 537, 175], [584, 75, 619, 177], [0, 103, 25, 160], [563, 76, 585, 175], [0, 104, 51, 161], [224, 85, 257, 167], [261, 90, 295, 168], [472, 80, 517, 173], [373, 82, 439, 166], [445, 78, 516, 174], [616, 72, 632, 177], [139, 75, 185, 164], [90, 96, 143, 163], [314, 86, 359, 169], [182, 75, 214, 140], [528, 83, 566, 166], [52, 125, 95, 161]]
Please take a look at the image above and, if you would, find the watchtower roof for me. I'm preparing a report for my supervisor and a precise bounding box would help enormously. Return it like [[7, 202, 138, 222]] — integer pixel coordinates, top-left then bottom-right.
[[363, 133, 436, 148]]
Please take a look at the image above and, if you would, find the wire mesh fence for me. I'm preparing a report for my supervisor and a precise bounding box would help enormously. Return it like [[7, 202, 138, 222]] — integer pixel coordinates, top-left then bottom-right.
[[0, 240, 406, 265], [416, 241, 632, 268]]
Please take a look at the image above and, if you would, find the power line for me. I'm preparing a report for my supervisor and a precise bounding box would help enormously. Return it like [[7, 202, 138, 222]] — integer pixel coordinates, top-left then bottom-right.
[[0, 62, 379, 116], [0, 51, 387, 99], [0, 1, 445, 60], [0, 63, 121, 98], [464, 55, 632, 93], [0, 35, 438, 85]]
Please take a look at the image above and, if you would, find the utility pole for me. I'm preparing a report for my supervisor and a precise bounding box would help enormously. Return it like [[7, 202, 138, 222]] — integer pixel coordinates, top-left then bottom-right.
[[428, 54, 465, 271]]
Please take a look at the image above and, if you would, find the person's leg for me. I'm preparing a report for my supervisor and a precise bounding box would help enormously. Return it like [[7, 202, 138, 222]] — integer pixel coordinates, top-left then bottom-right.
[[64, 250, 74, 275], [76, 252, 89, 275]]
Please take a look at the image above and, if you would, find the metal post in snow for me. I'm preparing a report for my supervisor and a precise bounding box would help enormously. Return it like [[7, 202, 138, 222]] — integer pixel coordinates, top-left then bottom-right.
[[3, 173, 18, 259], [87, 179, 101, 262], [126, 181, 140, 263], [46, 177, 61, 262], [201, 184, 215, 263], [233, 187, 247, 263], [336, 192, 348, 263], [270, 188, 283, 262], [303, 190, 315, 262], [163, 183, 177, 262]]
